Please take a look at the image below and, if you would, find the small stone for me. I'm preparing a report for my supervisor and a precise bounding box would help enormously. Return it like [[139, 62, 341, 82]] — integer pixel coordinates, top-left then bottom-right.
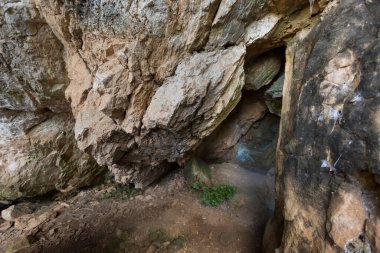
[[48, 228, 57, 236], [1, 204, 33, 222], [1, 206, 16, 221], [144, 195, 153, 201], [145, 244, 156, 253], [14, 203, 64, 231], [162, 241, 171, 248], [135, 195, 144, 201]]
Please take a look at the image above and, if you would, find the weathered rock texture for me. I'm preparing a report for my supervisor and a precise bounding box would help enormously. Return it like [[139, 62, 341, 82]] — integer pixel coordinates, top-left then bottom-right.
[[0, 1, 104, 199], [197, 93, 280, 171], [31, 0, 323, 188], [274, 0, 380, 252], [2, 0, 380, 252]]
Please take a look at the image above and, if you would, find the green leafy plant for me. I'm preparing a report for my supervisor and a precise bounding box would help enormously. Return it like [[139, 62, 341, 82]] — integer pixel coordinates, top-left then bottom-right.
[[191, 181, 237, 207]]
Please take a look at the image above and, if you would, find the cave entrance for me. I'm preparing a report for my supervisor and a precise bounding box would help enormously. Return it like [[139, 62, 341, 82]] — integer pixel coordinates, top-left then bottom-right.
[[197, 47, 286, 174], [195, 46, 286, 251]]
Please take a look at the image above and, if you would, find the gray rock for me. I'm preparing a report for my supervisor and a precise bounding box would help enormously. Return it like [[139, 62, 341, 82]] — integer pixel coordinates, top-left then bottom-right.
[[0, 1, 105, 200], [265, 73, 284, 99], [184, 157, 212, 185], [265, 73, 285, 116], [1, 203, 33, 222], [0, 220, 13, 233], [245, 52, 282, 90]]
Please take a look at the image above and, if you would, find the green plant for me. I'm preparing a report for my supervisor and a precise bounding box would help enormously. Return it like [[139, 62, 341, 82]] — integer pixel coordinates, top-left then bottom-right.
[[191, 181, 237, 207], [190, 180, 206, 191]]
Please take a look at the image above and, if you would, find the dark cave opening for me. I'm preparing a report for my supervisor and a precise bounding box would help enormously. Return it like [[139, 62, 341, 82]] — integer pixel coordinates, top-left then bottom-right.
[[197, 46, 286, 174], [194, 46, 287, 252]]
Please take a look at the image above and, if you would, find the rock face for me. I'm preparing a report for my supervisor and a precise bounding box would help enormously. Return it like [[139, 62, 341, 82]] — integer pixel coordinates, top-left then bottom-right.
[[245, 50, 282, 91], [32, 0, 321, 188], [0, 1, 104, 199], [197, 93, 280, 172], [275, 0, 380, 252], [2, 0, 380, 252]]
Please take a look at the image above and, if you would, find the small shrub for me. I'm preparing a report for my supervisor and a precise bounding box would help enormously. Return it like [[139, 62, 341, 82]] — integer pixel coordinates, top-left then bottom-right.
[[191, 181, 237, 207]]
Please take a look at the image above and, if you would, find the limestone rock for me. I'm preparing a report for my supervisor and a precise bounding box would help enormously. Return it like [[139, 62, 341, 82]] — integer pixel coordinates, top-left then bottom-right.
[[245, 14, 281, 47], [184, 157, 212, 185], [0, 1, 105, 200], [1, 204, 33, 222], [14, 203, 67, 231], [32, 0, 323, 188], [199, 99, 267, 157], [327, 184, 367, 249], [265, 73, 284, 116], [0, 0, 331, 196], [245, 51, 282, 90], [0, 0, 68, 112], [0, 111, 105, 199]]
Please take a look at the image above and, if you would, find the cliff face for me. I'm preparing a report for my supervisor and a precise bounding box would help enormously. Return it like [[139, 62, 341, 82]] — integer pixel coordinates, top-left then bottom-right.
[[0, 0, 379, 251], [276, 1, 380, 251], [34, 0, 322, 187], [0, 1, 104, 199]]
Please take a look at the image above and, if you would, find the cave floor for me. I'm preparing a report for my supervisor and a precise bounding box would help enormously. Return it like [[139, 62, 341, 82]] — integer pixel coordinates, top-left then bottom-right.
[[0, 163, 274, 253]]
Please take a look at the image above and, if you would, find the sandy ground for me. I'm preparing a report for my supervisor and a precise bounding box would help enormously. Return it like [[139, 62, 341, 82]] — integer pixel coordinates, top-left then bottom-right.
[[0, 163, 275, 253]]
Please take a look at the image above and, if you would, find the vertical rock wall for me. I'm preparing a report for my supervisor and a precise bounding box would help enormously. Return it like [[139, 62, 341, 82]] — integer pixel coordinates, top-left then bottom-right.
[[275, 0, 380, 252], [0, 1, 104, 199]]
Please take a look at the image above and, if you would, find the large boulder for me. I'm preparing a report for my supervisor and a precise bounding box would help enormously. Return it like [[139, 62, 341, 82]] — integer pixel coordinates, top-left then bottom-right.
[[274, 0, 380, 252], [0, 1, 104, 200]]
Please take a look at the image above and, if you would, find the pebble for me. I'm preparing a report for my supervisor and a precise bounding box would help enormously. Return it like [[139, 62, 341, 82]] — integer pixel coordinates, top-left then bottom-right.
[[1, 206, 16, 221], [145, 244, 156, 253]]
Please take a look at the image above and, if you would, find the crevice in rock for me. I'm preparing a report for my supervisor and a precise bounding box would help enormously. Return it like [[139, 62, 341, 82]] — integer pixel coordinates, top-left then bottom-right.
[[196, 46, 286, 173]]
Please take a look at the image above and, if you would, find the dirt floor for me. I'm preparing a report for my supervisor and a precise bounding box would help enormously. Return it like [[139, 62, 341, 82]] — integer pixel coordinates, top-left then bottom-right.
[[0, 163, 275, 253]]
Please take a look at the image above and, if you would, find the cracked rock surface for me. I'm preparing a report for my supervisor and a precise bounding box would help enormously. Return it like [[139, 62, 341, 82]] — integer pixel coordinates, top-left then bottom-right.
[[0, 1, 104, 200], [273, 0, 380, 252], [32, 0, 321, 187]]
